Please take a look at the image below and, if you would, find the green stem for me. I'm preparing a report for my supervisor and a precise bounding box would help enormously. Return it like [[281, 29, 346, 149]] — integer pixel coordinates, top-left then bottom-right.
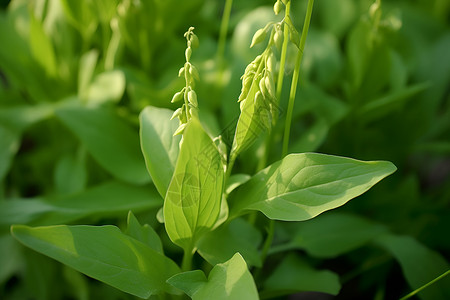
[[181, 248, 193, 272], [281, 0, 314, 157], [260, 219, 275, 263], [216, 0, 233, 68], [258, 1, 291, 171], [399, 270, 450, 300], [276, 1, 291, 101]]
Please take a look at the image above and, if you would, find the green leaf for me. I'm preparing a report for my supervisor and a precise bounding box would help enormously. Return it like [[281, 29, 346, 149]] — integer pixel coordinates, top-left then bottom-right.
[[86, 70, 126, 105], [164, 119, 224, 251], [126, 211, 163, 254], [197, 218, 262, 267], [271, 213, 387, 257], [229, 153, 396, 221], [11, 224, 180, 298], [56, 105, 150, 184], [0, 104, 54, 133], [29, 11, 57, 77], [375, 234, 450, 300], [139, 106, 181, 197], [358, 82, 429, 123], [167, 253, 258, 300], [0, 181, 161, 227], [261, 254, 341, 298]]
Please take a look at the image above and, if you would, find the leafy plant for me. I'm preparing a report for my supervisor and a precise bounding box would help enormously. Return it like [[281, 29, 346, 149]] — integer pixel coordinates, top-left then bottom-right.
[[1, 0, 449, 299]]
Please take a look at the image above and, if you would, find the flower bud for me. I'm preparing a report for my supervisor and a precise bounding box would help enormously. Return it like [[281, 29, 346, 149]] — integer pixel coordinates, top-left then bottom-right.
[[189, 64, 200, 81], [171, 91, 184, 103], [273, 1, 282, 15], [187, 90, 198, 107], [254, 91, 264, 106], [250, 28, 267, 48], [173, 122, 187, 136], [178, 66, 185, 77], [170, 107, 182, 120], [185, 47, 192, 61], [274, 27, 283, 50], [190, 34, 199, 48], [265, 75, 275, 98], [180, 105, 187, 123]]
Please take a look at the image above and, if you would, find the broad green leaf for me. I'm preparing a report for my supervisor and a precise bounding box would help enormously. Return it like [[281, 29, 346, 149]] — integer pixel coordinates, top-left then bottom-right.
[[0, 181, 161, 227], [126, 211, 163, 254], [167, 253, 258, 300], [271, 213, 387, 258], [139, 106, 181, 197], [197, 218, 262, 267], [56, 105, 150, 184], [164, 119, 224, 251], [261, 254, 341, 298], [376, 234, 450, 300], [229, 153, 396, 221], [86, 70, 126, 105], [11, 224, 181, 298]]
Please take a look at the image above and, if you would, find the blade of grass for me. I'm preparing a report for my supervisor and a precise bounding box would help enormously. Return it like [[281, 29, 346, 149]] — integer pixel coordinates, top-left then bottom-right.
[[399, 270, 450, 300]]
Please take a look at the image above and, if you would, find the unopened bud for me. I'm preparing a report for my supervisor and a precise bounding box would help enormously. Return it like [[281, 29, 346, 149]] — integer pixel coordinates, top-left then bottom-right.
[[274, 1, 282, 15], [250, 28, 267, 48], [187, 90, 198, 107], [190, 34, 199, 48], [171, 107, 182, 120], [173, 122, 187, 136], [171, 91, 184, 103], [185, 47, 192, 61]]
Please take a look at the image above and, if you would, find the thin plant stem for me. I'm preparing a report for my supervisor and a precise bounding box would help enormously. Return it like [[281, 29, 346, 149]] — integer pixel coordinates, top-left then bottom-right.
[[276, 1, 291, 102], [257, 0, 291, 171], [281, 0, 314, 157], [216, 0, 233, 69], [399, 269, 450, 300]]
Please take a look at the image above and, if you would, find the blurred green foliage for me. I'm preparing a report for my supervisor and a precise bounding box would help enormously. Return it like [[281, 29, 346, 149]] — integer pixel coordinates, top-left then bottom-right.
[[0, 0, 449, 299]]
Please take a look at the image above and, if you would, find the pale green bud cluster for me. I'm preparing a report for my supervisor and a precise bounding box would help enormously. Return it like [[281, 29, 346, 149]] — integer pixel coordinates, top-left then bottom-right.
[[238, 49, 277, 130], [170, 27, 200, 136]]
